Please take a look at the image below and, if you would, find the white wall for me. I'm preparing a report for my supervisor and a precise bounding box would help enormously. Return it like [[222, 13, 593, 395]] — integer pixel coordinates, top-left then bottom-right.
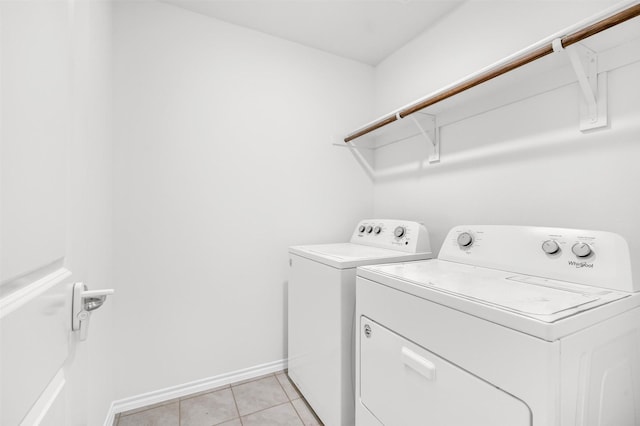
[[372, 1, 640, 277], [112, 2, 374, 398]]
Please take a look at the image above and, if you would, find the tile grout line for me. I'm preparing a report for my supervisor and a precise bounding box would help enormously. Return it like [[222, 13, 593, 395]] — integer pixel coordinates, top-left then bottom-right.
[[274, 371, 292, 402], [289, 400, 306, 425], [240, 401, 299, 422], [233, 373, 285, 421], [229, 382, 244, 426], [274, 371, 305, 425], [286, 377, 323, 426]]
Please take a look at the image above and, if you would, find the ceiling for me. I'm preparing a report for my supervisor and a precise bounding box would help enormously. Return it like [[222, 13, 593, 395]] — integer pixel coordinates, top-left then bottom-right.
[[160, 0, 464, 66]]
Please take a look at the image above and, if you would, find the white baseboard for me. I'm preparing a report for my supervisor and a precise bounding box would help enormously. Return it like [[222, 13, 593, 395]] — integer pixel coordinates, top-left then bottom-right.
[[103, 401, 117, 426], [104, 358, 287, 425]]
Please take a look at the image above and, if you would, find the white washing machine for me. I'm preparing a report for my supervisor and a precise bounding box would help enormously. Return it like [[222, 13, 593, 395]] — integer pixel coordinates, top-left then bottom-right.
[[288, 219, 433, 426], [356, 225, 640, 426]]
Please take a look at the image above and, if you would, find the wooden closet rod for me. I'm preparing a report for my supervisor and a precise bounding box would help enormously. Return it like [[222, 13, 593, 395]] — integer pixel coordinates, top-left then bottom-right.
[[344, 3, 640, 143]]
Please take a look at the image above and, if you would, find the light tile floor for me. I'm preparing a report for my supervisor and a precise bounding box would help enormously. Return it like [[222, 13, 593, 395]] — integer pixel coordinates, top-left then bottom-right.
[[114, 371, 323, 426]]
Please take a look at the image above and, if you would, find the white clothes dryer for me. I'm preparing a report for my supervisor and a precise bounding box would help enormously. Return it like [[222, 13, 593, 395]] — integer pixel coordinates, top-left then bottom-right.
[[288, 219, 432, 426], [356, 225, 640, 426]]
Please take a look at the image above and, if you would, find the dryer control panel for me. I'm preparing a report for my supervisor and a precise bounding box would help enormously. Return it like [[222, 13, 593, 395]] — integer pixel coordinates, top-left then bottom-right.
[[440, 225, 636, 292], [351, 219, 431, 254]]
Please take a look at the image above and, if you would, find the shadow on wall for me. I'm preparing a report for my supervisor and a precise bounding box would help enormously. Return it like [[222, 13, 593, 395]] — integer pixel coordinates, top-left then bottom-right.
[[283, 280, 289, 360], [365, 112, 636, 184]]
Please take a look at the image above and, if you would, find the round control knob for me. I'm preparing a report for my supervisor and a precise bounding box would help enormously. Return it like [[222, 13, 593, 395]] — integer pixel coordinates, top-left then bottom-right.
[[373, 226, 382, 235], [457, 232, 473, 247], [394, 226, 406, 238], [358, 225, 366, 233], [541, 240, 560, 255], [366, 226, 373, 234], [572, 242, 592, 258]]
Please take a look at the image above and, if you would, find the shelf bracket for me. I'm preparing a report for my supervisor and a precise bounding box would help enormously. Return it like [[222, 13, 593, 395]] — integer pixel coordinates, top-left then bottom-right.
[[552, 39, 607, 131], [409, 114, 439, 163], [340, 140, 376, 180]]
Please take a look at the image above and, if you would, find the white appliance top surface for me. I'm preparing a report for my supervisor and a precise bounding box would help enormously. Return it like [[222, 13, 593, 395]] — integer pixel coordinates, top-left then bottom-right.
[[290, 243, 431, 269], [299, 243, 408, 261], [360, 260, 631, 324]]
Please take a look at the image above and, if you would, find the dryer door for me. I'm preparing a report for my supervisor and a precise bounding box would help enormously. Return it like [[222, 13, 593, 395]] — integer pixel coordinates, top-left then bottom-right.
[[359, 317, 531, 426]]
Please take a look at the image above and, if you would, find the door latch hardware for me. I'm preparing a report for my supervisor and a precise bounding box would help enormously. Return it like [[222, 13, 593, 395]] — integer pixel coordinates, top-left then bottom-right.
[[72, 283, 114, 341]]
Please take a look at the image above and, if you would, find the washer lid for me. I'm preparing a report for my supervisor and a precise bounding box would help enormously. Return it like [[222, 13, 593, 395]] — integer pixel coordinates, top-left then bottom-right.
[[361, 260, 630, 323], [290, 243, 431, 269]]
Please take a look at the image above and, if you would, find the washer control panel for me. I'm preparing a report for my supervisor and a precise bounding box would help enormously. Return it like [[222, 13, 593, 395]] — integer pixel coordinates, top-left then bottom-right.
[[351, 219, 432, 254], [440, 225, 635, 292]]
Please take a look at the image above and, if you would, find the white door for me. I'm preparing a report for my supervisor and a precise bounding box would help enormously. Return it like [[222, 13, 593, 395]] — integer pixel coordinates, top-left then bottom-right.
[[1, 1, 112, 424]]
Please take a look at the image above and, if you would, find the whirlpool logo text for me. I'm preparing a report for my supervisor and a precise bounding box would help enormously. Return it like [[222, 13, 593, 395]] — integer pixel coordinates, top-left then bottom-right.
[[568, 261, 594, 269]]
